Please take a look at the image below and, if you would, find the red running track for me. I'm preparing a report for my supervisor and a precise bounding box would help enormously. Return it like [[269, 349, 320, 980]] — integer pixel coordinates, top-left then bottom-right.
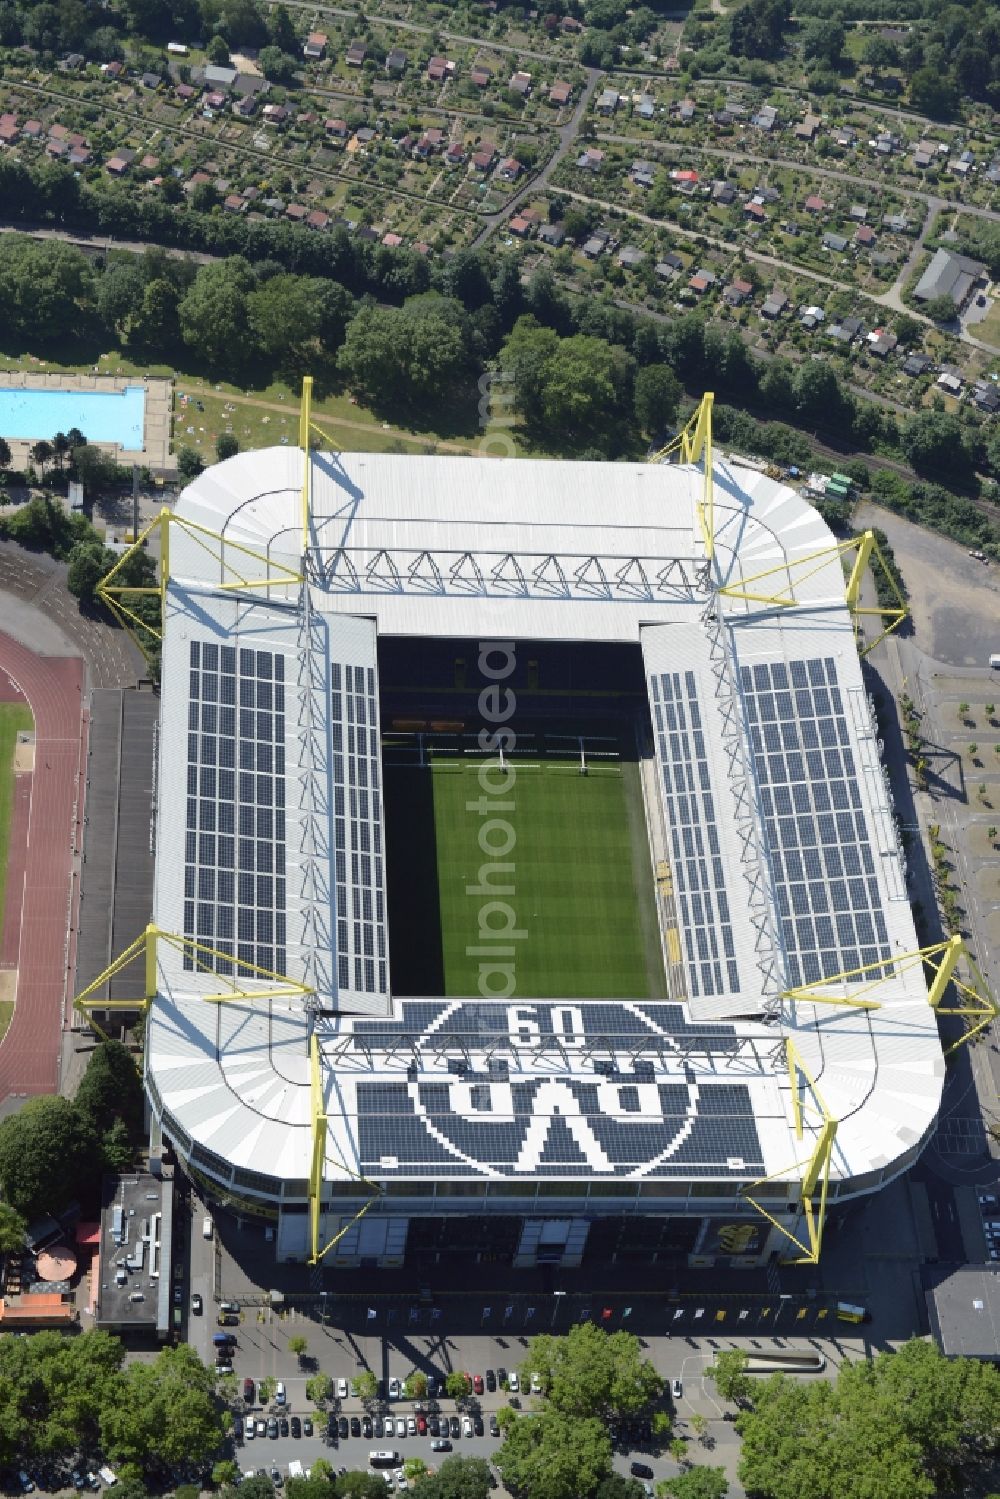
[[0, 636, 84, 1100]]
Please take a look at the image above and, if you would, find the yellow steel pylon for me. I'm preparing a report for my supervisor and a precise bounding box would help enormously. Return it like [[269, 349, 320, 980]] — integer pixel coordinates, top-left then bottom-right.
[[648, 392, 716, 564], [97, 508, 305, 666], [309, 1032, 382, 1265], [783, 934, 997, 1053], [74, 924, 315, 1038], [716, 529, 908, 655], [741, 1038, 836, 1265]]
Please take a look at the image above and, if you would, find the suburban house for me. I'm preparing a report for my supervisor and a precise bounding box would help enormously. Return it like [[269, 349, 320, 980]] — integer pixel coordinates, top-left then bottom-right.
[[676, 98, 695, 123], [913, 247, 986, 309], [0, 115, 18, 145], [618, 245, 644, 269], [630, 160, 656, 189], [472, 144, 497, 172], [576, 147, 604, 172], [201, 64, 237, 89], [175, 83, 196, 101], [427, 55, 452, 82], [596, 87, 619, 115], [382, 231, 403, 247], [867, 329, 897, 358], [753, 104, 778, 131], [855, 225, 876, 247], [262, 103, 289, 125], [883, 213, 909, 233], [937, 369, 963, 396], [799, 304, 825, 330], [803, 194, 827, 214], [141, 72, 161, 89], [497, 157, 522, 182], [385, 48, 408, 74], [538, 223, 565, 247], [689, 268, 716, 294], [345, 41, 367, 66], [823, 232, 848, 252], [794, 113, 820, 141], [509, 70, 532, 96], [510, 215, 534, 238], [285, 202, 308, 221], [549, 81, 572, 106], [325, 118, 348, 139], [711, 180, 735, 204], [723, 279, 753, 307], [834, 126, 856, 148], [743, 200, 766, 222], [655, 254, 683, 280], [305, 209, 330, 231], [303, 32, 327, 58], [470, 65, 491, 88], [761, 291, 788, 319], [582, 231, 609, 258], [223, 193, 245, 213], [972, 380, 1000, 414], [232, 95, 255, 117], [444, 142, 466, 167], [636, 96, 656, 120], [106, 147, 135, 176]]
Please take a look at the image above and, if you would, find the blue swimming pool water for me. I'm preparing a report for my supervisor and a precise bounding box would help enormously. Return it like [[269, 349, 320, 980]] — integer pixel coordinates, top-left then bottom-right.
[[0, 386, 146, 447]]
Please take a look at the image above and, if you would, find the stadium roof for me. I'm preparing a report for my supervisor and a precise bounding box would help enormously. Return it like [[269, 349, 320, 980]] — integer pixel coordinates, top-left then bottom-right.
[[145, 449, 943, 1203]]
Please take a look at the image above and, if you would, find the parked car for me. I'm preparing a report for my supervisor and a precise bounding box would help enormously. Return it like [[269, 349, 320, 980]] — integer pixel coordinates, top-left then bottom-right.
[[233, 1416, 243, 1441], [256, 1419, 266, 1437], [336, 1378, 348, 1401], [245, 1422, 255, 1443], [267, 1420, 278, 1440], [290, 1417, 301, 1439], [630, 1464, 653, 1481], [472, 1375, 484, 1396], [530, 1373, 542, 1394], [497, 1368, 507, 1388], [302, 1419, 313, 1437], [485, 1370, 496, 1393], [388, 1378, 402, 1400], [449, 1417, 461, 1439], [275, 1382, 287, 1406], [362, 1417, 372, 1439], [428, 1418, 439, 1437], [489, 1415, 499, 1438], [406, 1418, 416, 1437], [473, 1416, 484, 1437], [243, 1377, 255, 1405], [431, 1440, 451, 1454], [462, 1417, 473, 1438], [191, 1294, 203, 1315], [671, 1379, 683, 1401], [416, 1416, 426, 1435], [351, 1418, 361, 1438], [508, 1372, 519, 1394], [279, 1418, 289, 1438]]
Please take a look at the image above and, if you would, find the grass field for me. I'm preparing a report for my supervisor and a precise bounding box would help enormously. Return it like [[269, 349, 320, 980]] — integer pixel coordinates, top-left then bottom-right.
[[385, 748, 665, 1000], [0, 703, 32, 953]]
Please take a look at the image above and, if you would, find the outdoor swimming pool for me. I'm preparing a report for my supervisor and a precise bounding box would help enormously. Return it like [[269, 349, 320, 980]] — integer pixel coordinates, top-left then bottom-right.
[[0, 385, 146, 447]]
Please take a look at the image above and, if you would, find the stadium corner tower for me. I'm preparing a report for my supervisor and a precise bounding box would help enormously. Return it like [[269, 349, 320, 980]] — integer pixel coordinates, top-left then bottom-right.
[[139, 432, 945, 1271]]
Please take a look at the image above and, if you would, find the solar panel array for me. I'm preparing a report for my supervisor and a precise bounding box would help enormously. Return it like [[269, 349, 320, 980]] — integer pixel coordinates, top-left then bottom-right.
[[183, 640, 287, 977], [739, 656, 891, 987], [331, 663, 388, 997], [650, 672, 741, 1000], [345, 1001, 764, 1178]]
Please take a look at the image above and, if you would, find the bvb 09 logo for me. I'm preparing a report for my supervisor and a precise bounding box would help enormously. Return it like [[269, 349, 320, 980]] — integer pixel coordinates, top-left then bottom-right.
[[717, 1223, 760, 1254]]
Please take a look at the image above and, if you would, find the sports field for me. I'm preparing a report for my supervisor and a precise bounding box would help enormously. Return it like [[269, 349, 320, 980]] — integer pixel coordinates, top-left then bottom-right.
[[384, 739, 666, 1000]]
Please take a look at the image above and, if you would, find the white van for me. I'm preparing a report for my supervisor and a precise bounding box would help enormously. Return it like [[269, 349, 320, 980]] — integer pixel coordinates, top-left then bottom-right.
[[369, 1452, 399, 1469], [202, 1215, 213, 1239]]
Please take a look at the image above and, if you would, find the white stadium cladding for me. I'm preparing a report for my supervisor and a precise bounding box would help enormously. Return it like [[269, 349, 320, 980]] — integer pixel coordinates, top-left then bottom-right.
[[141, 444, 943, 1269]]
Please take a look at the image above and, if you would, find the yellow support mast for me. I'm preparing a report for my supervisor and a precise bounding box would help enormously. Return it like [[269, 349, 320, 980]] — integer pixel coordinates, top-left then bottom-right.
[[308, 1032, 382, 1264], [648, 392, 716, 565], [742, 1038, 836, 1265]]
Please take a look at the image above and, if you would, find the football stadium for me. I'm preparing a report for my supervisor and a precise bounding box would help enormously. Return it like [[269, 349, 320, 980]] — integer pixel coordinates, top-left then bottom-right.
[[78, 392, 989, 1272]]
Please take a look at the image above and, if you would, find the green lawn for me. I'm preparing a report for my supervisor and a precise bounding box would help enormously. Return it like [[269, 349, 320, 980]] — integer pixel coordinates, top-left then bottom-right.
[[385, 749, 665, 1000], [0, 704, 32, 945]]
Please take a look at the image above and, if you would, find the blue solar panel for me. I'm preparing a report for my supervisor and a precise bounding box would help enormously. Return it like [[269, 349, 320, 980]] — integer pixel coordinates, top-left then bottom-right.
[[650, 672, 740, 999], [184, 640, 286, 978], [739, 656, 890, 987], [332, 661, 387, 997]]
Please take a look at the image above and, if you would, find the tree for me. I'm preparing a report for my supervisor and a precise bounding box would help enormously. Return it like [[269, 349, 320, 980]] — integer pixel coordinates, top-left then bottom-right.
[[668, 1438, 689, 1465], [306, 1374, 333, 1406], [101, 1116, 135, 1171], [634, 365, 681, 438], [205, 33, 230, 63], [30, 440, 53, 478], [521, 1323, 663, 1419], [959, 702, 971, 721], [892, 313, 923, 346], [51, 432, 70, 472], [736, 1339, 1000, 1499], [101, 1344, 228, 1472], [403, 1373, 427, 1400], [268, 2, 297, 50], [910, 67, 958, 118], [402, 1460, 428, 1483], [793, 361, 845, 424], [864, 35, 899, 76], [690, 1413, 707, 1441], [0, 238, 94, 338], [801, 18, 844, 68], [337, 296, 472, 410], [213, 1462, 241, 1488], [257, 45, 297, 81], [333, 1475, 390, 1499], [495, 1410, 612, 1499], [176, 447, 206, 483], [656, 1472, 728, 1499], [0, 1201, 26, 1252], [67, 542, 109, 604], [352, 1370, 378, 1404], [97, 259, 147, 339], [706, 1351, 751, 1406], [131, 278, 180, 350], [0, 1095, 98, 1218], [0, 1327, 126, 1464], [215, 433, 239, 462], [178, 257, 255, 372], [230, 1479, 274, 1499], [75, 1038, 145, 1139], [445, 1371, 473, 1402], [417, 1457, 492, 1499], [0, 438, 10, 472], [988, 827, 998, 844], [923, 294, 958, 326], [729, 0, 790, 60], [286, 1478, 333, 1499], [902, 412, 971, 478], [288, 1335, 308, 1362]]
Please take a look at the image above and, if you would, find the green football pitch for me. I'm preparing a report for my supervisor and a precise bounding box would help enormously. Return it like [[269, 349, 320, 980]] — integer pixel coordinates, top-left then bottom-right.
[[384, 748, 666, 1000]]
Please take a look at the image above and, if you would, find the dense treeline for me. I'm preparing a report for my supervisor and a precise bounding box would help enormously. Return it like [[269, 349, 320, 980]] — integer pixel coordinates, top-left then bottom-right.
[[724, 0, 1000, 111]]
